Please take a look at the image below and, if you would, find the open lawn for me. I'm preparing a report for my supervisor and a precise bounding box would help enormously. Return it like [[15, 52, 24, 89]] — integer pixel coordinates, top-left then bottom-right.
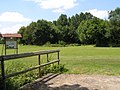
[[0, 44, 120, 75]]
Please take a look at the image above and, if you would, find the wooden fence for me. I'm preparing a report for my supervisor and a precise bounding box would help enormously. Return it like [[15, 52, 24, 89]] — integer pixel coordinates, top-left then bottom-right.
[[0, 50, 60, 90]]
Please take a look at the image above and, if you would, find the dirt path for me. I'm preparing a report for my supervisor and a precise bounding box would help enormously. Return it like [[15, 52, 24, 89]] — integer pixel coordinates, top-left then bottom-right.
[[21, 74, 120, 90]]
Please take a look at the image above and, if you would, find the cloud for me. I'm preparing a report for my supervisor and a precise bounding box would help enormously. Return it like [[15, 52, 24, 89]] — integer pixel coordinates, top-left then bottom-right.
[[0, 12, 31, 22], [0, 24, 26, 34], [26, 0, 78, 13], [0, 12, 31, 34], [86, 9, 109, 19], [53, 8, 65, 13]]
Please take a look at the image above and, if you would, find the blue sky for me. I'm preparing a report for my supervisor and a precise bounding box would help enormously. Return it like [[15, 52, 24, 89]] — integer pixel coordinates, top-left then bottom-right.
[[0, 0, 120, 34]]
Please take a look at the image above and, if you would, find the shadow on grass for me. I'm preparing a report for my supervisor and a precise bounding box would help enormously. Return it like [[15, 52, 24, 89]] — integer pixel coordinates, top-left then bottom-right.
[[20, 73, 89, 90]]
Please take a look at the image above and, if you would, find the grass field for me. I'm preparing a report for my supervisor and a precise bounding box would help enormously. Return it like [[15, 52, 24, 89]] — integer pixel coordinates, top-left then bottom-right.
[[0, 44, 120, 76]]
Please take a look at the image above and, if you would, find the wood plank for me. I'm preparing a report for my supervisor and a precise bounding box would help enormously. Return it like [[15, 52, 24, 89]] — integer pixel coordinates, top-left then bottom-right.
[[1, 50, 60, 61], [5, 59, 60, 78], [0, 56, 3, 61]]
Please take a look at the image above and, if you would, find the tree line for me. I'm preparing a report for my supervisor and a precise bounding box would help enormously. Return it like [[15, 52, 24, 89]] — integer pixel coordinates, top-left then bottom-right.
[[18, 7, 120, 47]]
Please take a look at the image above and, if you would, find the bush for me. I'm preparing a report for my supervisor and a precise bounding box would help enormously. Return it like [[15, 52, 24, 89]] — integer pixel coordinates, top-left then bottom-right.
[[2, 63, 68, 90], [43, 41, 67, 47], [58, 41, 66, 46], [110, 43, 120, 47], [66, 43, 80, 47], [44, 41, 51, 46], [47, 64, 68, 73]]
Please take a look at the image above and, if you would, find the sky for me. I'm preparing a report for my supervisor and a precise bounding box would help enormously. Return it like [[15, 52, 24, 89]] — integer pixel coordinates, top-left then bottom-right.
[[0, 0, 120, 34]]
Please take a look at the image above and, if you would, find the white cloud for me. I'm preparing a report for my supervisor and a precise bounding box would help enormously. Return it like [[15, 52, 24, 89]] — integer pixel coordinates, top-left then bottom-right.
[[0, 12, 31, 34], [86, 9, 109, 19], [53, 8, 65, 13], [0, 12, 31, 22], [0, 24, 25, 34], [26, 0, 78, 13]]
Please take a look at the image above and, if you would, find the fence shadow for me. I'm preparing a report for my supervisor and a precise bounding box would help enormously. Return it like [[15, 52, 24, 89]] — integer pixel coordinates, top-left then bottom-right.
[[20, 73, 60, 90], [20, 73, 89, 90], [48, 84, 89, 90]]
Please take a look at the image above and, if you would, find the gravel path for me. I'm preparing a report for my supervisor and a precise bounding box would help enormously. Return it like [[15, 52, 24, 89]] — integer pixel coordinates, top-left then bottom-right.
[[21, 74, 120, 90]]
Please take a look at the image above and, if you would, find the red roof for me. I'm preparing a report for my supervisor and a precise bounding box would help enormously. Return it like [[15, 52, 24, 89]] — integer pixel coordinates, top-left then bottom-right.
[[1, 34, 22, 38]]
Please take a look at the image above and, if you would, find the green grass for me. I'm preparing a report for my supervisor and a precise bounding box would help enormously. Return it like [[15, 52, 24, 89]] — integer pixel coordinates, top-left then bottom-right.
[[1, 44, 120, 89], [0, 44, 120, 76], [60, 46, 120, 75]]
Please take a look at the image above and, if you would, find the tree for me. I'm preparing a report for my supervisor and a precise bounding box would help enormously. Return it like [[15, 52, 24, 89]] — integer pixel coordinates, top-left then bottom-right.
[[18, 26, 26, 44], [56, 14, 69, 26], [25, 22, 37, 44], [77, 17, 109, 46], [109, 7, 120, 46], [18, 22, 37, 45], [77, 20, 95, 44], [55, 14, 80, 43], [32, 20, 58, 45], [18, 8, 120, 47], [94, 19, 109, 47]]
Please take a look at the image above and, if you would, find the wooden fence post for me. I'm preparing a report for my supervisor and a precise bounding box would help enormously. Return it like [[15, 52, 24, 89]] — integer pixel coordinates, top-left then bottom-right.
[[47, 53, 49, 62], [58, 51, 59, 65], [5, 40, 6, 55], [38, 55, 42, 78], [1, 57, 6, 90]]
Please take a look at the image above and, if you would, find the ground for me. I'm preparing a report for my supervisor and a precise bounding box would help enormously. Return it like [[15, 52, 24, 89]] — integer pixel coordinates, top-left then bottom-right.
[[21, 74, 120, 90]]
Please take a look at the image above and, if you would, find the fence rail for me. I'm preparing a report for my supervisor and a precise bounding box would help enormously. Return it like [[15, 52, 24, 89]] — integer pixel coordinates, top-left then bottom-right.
[[0, 50, 60, 90]]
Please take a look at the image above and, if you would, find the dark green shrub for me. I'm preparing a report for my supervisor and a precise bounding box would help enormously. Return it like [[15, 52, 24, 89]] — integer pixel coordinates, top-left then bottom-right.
[[44, 64, 68, 74], [58, 41, 66, 46]]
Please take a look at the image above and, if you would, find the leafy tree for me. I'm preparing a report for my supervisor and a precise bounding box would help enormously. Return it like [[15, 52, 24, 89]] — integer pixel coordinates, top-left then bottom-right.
[[18, 22, 37, 45], [109, 7, 120, 46], [25, 22, 37, 44], [69, 14, 80, 30], [69, 12, 94, 31], [55, 14, 81, 43], [18, 26, 26, 44], [67, 12, 94, 44], [17, 7, 120, 47], [77, 17, 109, 46], [77, 20, 94, 44], [56, 14, 69, 26], [94, 19, 109, 46], [55, 14, 71, 43], [32, 20, 58, 45]]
